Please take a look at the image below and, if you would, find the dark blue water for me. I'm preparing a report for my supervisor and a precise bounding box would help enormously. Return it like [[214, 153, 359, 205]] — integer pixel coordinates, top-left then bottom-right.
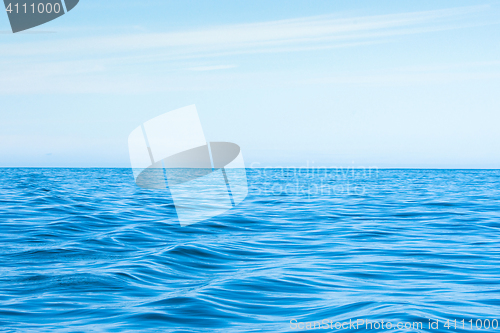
[[1, 168, 499, 332]]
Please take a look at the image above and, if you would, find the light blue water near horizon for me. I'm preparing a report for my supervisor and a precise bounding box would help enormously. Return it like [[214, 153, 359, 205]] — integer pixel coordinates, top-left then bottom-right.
[[0, 168, 499, 332]]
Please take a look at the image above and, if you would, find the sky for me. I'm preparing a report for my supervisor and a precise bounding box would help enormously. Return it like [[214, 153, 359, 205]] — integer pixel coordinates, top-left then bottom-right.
[[1, 0, 499, 168]]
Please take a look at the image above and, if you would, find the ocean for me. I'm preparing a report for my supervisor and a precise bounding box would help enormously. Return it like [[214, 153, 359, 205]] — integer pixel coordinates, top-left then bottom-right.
[[0, 168, 499, 332]]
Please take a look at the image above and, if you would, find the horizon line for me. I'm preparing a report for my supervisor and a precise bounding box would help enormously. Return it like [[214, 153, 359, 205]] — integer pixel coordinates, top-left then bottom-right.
[[1, 167, 499, 170]]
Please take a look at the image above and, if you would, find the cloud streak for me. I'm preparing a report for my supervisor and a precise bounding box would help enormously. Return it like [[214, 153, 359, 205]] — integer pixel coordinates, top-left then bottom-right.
[[187, 65, 237, 71], [0, 5, 492, 59], [0, 5, 497, 94]]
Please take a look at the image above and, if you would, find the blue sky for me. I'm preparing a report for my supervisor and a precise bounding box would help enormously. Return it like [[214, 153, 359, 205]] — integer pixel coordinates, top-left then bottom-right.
[[1, 0, 500, 168]]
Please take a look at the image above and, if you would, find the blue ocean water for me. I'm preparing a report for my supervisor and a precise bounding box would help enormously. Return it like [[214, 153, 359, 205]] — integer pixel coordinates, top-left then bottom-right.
[[0, 168, 499, 332]]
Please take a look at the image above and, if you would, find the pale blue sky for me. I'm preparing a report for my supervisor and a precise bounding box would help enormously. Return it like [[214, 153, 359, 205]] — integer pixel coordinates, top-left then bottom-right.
[[1, 0, 500, 168]]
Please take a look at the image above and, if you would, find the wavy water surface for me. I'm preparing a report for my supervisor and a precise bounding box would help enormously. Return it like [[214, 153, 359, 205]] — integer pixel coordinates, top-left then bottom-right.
[[0, 168, 499, 332]]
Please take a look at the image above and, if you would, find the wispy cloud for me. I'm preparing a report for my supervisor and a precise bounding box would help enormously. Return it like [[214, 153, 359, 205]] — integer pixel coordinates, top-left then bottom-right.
[[298, 60, 500, 86], [0, 5, 491, 59], [0, 5, 497, 93], [187, 65, 237, 71]]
